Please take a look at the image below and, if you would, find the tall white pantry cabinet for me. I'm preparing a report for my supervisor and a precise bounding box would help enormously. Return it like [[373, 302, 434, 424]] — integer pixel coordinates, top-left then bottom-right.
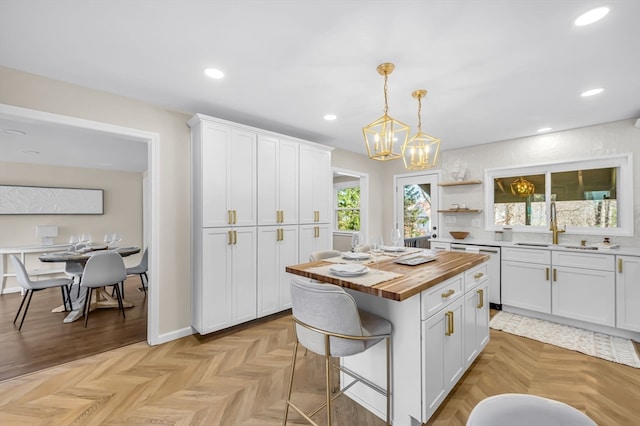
[[189, 114, 333, 334]]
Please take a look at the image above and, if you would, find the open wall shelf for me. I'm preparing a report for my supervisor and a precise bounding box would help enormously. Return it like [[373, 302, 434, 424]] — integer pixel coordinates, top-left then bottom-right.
[[438, 180, 483, 187]]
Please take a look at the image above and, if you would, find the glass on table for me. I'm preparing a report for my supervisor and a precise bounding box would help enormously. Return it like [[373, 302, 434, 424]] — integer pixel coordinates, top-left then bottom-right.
[[390, 227, 402, 250], [370, 235, 384, 273]]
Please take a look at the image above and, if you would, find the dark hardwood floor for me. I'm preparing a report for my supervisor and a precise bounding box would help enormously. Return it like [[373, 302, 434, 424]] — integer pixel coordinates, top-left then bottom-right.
[[0, 276, 147, 382]]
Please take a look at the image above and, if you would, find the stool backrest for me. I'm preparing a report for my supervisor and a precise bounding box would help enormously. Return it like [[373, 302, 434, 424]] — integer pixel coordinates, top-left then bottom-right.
[[290, 278, 365, 356], [309, 250, 341, 262], [9, 255, 34, 290]]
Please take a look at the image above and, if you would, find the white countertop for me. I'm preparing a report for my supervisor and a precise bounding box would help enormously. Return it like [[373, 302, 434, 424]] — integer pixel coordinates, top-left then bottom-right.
[[431, 237, 640, 256]]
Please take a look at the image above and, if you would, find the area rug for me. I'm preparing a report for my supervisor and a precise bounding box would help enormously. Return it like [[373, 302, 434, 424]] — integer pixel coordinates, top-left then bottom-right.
[[490, 311, 640, 368]]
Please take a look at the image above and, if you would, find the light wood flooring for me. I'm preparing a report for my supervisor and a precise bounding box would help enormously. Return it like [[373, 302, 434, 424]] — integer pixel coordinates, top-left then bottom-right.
[[1, 310, 639, 425], [0, 276, 147, 381]]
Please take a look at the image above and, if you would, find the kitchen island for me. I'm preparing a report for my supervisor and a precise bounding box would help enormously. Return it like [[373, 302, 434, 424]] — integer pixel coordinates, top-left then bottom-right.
[[286, 250, 490, 426]]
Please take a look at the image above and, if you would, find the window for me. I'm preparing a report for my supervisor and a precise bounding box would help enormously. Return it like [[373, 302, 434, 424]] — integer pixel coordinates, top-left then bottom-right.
[[335, 184, 360, 232], [485, 154, 633, 236]]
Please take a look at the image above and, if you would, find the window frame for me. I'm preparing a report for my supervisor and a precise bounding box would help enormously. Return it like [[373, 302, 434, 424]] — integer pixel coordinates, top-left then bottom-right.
[[484, 154, 634, 236], [333, 182, 361, 233]]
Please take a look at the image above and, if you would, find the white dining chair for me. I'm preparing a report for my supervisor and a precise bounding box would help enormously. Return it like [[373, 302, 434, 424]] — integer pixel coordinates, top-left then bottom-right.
[[9, 255, 74, 331], [283, 278, 393, 425], [80, 251, 128, 327], [126, 247, 148, 293], [466, 393, 597, 426]]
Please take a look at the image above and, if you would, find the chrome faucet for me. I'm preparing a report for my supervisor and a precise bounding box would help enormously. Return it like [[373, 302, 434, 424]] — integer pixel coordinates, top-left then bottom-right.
[[549, 201, 565, 244]]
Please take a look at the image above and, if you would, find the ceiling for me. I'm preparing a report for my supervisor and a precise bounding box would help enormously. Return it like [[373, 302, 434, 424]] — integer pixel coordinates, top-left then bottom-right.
[[1, 0, 639, 171]]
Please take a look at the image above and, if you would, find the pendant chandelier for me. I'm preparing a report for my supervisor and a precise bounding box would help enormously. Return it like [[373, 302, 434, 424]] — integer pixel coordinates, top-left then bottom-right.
[[402, 90, 441, 170], [510, 177, 535, 197], [362, 63, 410, 161]]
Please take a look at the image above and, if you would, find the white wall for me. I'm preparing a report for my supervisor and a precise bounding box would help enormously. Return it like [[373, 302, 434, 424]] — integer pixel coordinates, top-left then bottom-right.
[[0, 66, 191, 336]]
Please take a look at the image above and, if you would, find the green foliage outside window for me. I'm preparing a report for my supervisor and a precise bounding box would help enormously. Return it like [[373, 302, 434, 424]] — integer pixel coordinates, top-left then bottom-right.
[[336, 187, 360, 231], [404, 184, 430, 237]]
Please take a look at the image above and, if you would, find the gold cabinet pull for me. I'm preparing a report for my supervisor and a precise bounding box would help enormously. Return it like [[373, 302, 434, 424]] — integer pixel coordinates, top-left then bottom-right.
[[545, 267, 549, 281], [233, 210, 237, 224], [233, 230, 237, 245], [280, 210, 285, 223], [618, 258, 623, 273], [441, 289, 455, 298], [227, 230, 233, 245], [227, 210, 232, 225], [279, 228, 284, 241], [553, 268, 557, 282], [474, 272, 484, 280], [477, 288, 484, 309], [445, 311, 454, 336]]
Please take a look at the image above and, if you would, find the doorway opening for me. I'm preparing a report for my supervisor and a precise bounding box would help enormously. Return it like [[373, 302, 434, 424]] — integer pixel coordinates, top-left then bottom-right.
[[394, 172, 440, 248]]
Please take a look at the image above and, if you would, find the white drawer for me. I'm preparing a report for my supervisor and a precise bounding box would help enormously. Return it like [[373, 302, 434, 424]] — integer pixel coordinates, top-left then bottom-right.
[[465, 263, 488, 291], [502, 247, 551, 264], [421, 274, 463, 320], [552, 250, 615, 271]]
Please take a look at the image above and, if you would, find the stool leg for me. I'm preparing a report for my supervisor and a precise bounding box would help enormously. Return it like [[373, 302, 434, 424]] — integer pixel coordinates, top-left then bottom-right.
[[13, 289, 29, 324], [17, 290, 34, 331], [324, 335, 332, 426], [282, 340, 299, 426], [83, 288, 93, 328], [386, 336, 391, 425]]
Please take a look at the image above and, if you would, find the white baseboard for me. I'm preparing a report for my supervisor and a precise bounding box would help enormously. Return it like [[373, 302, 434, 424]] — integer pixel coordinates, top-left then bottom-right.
[[150, 326, 194, 346]]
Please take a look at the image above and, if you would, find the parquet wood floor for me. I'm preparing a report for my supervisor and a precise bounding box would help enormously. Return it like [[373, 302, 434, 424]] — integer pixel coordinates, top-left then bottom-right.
[[1, 311, 639, 425]]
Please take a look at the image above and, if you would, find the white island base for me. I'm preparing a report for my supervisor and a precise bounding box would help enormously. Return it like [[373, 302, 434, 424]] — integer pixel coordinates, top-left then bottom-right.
[[341, 261, 489, 426]]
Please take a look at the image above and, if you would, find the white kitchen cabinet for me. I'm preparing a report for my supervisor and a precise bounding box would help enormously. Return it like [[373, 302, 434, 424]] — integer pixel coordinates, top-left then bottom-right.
[[191, 117, 257, 228], [193, 227, 257, 334], [464, 279, 489, 368], [299, 144, 332, 224], [299, 223, 331, 263], [502, 248, 552, 313], [429, 241, 451, 251], [422, 295, 464, 421], [257, 225, 298, 317], [552, 251, 615, 327], [616, 255, 640, 332], [257, 135, 299, 226]]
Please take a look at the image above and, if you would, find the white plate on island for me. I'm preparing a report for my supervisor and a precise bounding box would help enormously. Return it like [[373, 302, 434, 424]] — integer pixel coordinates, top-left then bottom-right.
[[329, 264, 370, 277], [341, 251, 371, 260]]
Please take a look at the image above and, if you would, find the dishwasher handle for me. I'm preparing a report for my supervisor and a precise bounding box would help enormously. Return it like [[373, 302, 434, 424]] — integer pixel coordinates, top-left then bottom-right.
[[451, 246, 499, 254]]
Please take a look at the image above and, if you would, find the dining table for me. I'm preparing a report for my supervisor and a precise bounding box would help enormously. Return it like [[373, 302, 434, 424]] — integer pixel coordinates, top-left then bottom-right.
[[39, 246, 141, 323]]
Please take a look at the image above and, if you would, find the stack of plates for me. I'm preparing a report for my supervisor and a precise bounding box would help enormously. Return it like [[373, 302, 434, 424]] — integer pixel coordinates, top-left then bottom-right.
[[329, 264, 370, 277], [341, 251, 371, 260]]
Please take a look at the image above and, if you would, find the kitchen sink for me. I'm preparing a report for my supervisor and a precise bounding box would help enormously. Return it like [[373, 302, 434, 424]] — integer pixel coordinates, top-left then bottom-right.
[[513, 242, 549, 247], [560, 245, 598, 250]]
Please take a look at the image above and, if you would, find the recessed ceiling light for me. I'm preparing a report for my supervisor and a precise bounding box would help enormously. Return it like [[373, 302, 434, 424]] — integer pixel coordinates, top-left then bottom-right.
[[22, 150, 39, 155], [574, 6, 610, 26], [323, 114, 337, 121], [204, 68, 224, 79], [537, 127, 552, 133], [581, 88, 604, 97], [3, 129, 27, 136]]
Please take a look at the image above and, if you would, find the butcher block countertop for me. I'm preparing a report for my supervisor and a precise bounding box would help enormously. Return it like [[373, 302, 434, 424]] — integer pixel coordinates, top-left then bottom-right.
[[286, 250, 489, 302]]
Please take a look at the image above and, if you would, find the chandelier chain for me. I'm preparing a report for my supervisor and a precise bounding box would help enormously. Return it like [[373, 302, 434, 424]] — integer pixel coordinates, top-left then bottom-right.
[[417, 96, 422, 131], [383, 73, 389, 114]]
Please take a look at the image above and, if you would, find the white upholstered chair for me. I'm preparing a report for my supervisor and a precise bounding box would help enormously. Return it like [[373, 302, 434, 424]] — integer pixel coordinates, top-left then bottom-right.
[[283, 278, 392, 425], [126, 247, 148, 293], [10, 255, 73, 331], [80, 251, 128, 327], [308, 249, 341, 262], [466, 393, 597, 426]]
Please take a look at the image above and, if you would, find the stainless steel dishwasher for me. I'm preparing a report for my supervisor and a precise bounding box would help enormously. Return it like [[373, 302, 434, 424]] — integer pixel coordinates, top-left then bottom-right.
[[451, 243, 502, 309]]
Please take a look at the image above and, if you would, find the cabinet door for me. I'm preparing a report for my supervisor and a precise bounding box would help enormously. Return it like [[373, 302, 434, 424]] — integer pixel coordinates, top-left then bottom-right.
[[257, 135, 279, 226], [231, 227, 257, 324], [464, 281, 489, 367], [552, 265, 615, 327], [422, 297, 464, 422], [279, 226, 299, 309], [197, 228, 233, 333], [299, 146, 331, 224], [617, 255, 640, 332], [201, 123, 231, 227], [278, 139, 299, 225], [299, 223, 331, 263], [502, 260, 551, 313], [257, 227, 280, 317], [229, 129, 257, 227]]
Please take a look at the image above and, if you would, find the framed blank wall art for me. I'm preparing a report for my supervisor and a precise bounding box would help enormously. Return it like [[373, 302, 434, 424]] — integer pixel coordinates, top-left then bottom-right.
[[0, 185, 104, 215]]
